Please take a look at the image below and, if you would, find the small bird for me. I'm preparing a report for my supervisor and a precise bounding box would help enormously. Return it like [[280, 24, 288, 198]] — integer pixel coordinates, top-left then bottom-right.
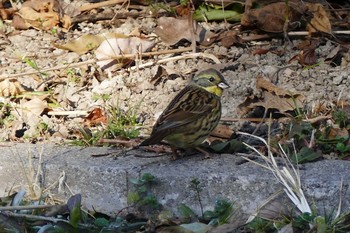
[[140, 68, 230, 158]]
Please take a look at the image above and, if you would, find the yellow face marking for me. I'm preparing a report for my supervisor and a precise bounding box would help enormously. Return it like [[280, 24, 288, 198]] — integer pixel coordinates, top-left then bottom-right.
[[203, 86, 223, 97]]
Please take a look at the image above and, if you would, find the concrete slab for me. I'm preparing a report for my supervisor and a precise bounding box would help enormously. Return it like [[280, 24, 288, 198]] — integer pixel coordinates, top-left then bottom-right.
[[0, 143, 349, 219]]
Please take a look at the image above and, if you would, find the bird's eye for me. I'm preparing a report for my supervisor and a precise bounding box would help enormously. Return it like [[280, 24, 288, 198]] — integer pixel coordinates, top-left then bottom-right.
[[209, 77, 215, 82]]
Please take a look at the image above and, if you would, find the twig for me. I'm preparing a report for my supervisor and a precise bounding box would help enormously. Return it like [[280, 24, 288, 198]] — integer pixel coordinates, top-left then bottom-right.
[[79, 0, 127, 12], [72, 11, 145, 24], [128, 52, 221, 71], [47, 111, 88, 116], [242, 30, 350, 43], [3, 211, 69, 223], [0, 47, 192, 80], [0, 204, 66, 211]]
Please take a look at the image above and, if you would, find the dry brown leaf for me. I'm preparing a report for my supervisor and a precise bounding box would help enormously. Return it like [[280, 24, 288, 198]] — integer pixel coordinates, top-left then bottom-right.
[[155, 17, 216, 46], [306, 3, 331, 35], [238, 75, 305, 116], [241, 2, 305, 33], [0, 79, 24, 97], [84, 108, 107, 126], [12, 0, 71, 30], [95, 36, 155, 72], [218, 30, 245, 48], [21, 98, 48, 116], [289, 39, 318, 66], [0, 2, 15, 20], [151, 65, 183, 86]]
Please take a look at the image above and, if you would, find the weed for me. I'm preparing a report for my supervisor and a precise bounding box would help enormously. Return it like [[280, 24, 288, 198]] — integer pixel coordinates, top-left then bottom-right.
[[246, 217, 276, 232], [202, 199, 234, 226], [22, 56, 47, 79], [149, 2, 176, 15], [104, 105, 140, 139], [332, 110, 349, 128], [91, 93, 111, 102], [71, 103, 141, 146], [190, 178, 204, 216], [241, 131, 350, 232], [127, 173, 161, 212]]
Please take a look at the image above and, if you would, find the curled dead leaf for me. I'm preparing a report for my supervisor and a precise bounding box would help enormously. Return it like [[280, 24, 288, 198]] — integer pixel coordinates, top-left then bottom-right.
[[12, 0, 71, 30], [0, 2, 15, 20], [238, 75, 305, 116], [84, 108, 107, 126], [151, 66, 182, 86], [306, 3, 331, 35], [241, 2, 305, 33], [155, 17, 216, 46], [21, 98, 48, 116], [95, 36, 155, 72], [289, 39, 318, 66], [53, 33, 127, 55], [0, 79, 24, 97]]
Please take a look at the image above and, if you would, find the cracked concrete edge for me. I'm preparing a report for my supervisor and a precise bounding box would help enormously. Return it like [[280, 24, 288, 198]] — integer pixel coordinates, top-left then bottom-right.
[[0, 143, 349, 220]]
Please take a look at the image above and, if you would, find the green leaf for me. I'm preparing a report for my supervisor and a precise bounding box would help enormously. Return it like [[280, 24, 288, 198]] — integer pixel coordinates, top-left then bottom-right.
[[291, 147, 322, 164], [178, 204, 197, 221], [142, 173, 156, 182], [208, 139, 246, 153], [141, 195, 159, 208], [94, 217, 110, 227], [129, 178, 144, 185], [180, 222, 211, 233], [127, 192, 140, 204], [67, 194, 82, 228], [314, 216, 327, 233], [193, 5, 242, 22], [203, 210, 217, 220]]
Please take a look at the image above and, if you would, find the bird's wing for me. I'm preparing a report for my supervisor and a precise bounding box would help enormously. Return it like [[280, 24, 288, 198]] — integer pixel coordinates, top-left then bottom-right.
[[141, 85, 217, 145]]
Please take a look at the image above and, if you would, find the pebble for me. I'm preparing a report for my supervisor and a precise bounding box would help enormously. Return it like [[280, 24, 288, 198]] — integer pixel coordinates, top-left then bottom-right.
[[333, 75, 344, 85]]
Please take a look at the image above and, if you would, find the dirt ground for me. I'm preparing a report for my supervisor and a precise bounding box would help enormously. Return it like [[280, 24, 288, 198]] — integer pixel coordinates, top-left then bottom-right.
[[0, 1, 349, 144]]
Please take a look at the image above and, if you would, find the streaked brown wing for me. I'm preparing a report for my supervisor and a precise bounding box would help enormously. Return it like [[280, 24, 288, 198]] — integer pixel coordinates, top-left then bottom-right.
[[156, 85, 214, 130], [140, 85, 217, 145]]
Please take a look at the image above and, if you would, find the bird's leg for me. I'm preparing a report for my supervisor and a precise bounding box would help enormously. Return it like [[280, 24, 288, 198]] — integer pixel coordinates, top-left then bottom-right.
[[170, 146, 183, 160], [195, 147, 211, 159]]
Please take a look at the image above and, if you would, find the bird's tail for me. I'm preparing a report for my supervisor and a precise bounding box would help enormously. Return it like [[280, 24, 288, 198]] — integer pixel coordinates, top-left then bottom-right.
[[139, 134, 165, 146]]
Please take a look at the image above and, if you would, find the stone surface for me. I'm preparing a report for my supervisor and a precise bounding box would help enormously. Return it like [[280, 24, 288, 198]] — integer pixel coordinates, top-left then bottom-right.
[[0, 143, 349, 219]]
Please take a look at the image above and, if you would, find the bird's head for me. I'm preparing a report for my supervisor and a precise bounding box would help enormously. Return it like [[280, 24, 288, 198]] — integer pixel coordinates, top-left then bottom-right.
[[191, 68, 230, 97]]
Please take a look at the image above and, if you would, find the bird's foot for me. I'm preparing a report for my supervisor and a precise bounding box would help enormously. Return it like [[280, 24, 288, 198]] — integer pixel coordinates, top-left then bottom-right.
[[170, 147, 184, 160], [195, 147, 211, 159]]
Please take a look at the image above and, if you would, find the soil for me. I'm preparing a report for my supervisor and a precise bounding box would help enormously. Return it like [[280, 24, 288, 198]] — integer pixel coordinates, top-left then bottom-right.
[[0, 1, 349, 144]]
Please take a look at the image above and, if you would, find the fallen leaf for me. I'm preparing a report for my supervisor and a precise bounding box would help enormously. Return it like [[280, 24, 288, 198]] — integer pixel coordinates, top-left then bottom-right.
[[21, 98, 48, 116], [53, 33, 127, 55], [0, 2, 15, 20], [151, 66, 183, 86], [84, 108, 107, 126], [241, 2, 305, 33], [306, 3, 331, 35], [12, 0, 71, 30], [289, 39, 318, 66], [206, 139, 246, 153], [95, 36, 155, 72], [238, 75, 305, 116], [218, 30, 245, 48], [0, 79, 24, 97], [325, 45, 349, 67], [155, 17, 216, 46]]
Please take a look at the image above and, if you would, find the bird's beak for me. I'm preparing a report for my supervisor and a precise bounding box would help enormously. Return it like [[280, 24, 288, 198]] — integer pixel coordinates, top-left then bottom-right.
[[218, 82, 230, 89]]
